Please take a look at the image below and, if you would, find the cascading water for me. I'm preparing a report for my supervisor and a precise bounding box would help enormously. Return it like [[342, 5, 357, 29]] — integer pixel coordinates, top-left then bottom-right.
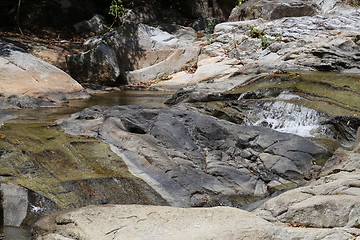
[[241, 92, 330, 138]]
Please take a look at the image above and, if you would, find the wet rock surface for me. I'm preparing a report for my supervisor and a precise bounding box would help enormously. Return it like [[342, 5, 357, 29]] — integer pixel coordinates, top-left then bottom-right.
[[32, 147, 360, 240], [168, 72, 360, 145], [59, 105, 328, 207], [0, 122, 167, 227]]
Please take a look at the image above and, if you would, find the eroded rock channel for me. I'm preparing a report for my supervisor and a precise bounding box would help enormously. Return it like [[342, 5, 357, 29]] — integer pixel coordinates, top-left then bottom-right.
[[58, 105, 329, 207], [0, 0, 360, 238]]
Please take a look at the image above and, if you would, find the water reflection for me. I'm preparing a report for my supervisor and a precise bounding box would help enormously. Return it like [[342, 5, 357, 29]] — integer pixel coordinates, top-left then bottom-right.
[[8, 90, 173, 123]]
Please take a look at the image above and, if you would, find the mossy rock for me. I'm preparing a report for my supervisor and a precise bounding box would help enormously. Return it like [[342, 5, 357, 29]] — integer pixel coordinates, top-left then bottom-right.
[[0, 122, 167, 211], [227, 72, 360, 117]]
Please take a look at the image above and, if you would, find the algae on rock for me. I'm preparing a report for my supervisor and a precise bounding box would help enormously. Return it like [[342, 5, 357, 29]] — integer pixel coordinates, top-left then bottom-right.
[[0, 122, 167, 225]]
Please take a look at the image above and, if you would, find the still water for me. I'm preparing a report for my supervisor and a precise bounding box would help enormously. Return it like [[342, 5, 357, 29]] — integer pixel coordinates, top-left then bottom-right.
[[8, 90, 173, 123]]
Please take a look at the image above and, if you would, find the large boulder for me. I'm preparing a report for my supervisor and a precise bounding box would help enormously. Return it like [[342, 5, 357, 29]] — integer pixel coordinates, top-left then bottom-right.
[[66, 43, 120, 86], [73, 14, 106, 35], [0, 41, 89, 108], [152, 56, 242, 90], [67, 23, 199, 85], [33, 204, 360, 240], [0, 183, 28, 227], [229, 0, 319, 21], [59, 105, 328, 207]]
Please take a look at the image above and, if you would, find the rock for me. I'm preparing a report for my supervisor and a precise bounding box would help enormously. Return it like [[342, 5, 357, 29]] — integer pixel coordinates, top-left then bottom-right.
[[204, 10, 360, 74], [315, 0, 359, 14], [124, 4, 162, 25], [67, 24, 200, 85], [124, 47, 200, 84], [0, 183, 58, 228], [319, 147, 360, 177], [182, 0, 235, 20], [255, 149, 360, 229], [0, 110, 16, 125], [73, 14, 106, 35], [173, 72, 360, 145], [190, 18, 224, 31], [173, 26, 198, 44], [0, 40, 89, 108], [0, 121, 167, 227], [66, 43, 121, 86], [213, 19, 264, 34], [84, 23, 184, 53], [33, 204, 360, 240], [0, 183, 28, 227], [355, 127, 360, 153], [229, 0, 319, 21], [152, 56, 240, 90], [59, 105, 328, 207], [315, 0, 342, 12]]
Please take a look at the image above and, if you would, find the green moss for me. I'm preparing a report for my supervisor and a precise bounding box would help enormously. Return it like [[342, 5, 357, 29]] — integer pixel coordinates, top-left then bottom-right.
[[227, 194, 264, 206], [0, 122, 167, 209], [268, 182, 298, 194], [228, 72, 360, 117]]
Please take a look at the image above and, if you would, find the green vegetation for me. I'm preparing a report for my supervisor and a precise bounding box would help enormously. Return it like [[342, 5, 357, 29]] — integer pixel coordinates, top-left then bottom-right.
[[249, 25, 282, 49], [205, 20, 216, 44], [109, 0, 129, 27], [236, 0, 246, 8], [249, 25, 264, 38]]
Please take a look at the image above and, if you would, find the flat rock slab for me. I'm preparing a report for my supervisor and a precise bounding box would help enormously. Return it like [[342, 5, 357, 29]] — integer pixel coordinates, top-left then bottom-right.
[[59, 105, 328, 207], [33, 204, 360, 240]]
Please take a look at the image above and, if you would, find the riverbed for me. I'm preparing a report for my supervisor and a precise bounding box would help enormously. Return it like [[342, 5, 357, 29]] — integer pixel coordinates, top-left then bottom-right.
[[0, 90, 173, 239], [1, 72, 359, 239]]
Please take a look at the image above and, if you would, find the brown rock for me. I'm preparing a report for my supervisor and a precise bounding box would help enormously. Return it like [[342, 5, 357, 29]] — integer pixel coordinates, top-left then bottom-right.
[[0, 41, 89, 106]]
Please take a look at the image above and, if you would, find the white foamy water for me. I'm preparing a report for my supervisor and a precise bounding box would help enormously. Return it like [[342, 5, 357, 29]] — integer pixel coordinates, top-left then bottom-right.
[[244, 94, 328, 137]]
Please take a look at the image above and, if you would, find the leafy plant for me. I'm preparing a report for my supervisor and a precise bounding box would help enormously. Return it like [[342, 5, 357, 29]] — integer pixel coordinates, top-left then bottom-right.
[[249, 25, 282, 49], [205, 20, 215, 44], [259, 35, 272, 49], [249, 25, 264, 38], [236, 0, 245, 8], [109, 0, 129, 27]]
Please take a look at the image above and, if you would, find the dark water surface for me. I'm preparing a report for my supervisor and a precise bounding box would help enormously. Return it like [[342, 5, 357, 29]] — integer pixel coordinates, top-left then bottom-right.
[[9, 90, 173, 123]]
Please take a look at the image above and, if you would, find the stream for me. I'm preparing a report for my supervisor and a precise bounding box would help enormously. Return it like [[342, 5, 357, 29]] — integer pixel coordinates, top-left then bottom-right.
[[0, 90, 173, 239], [0, 72, 359, 239]]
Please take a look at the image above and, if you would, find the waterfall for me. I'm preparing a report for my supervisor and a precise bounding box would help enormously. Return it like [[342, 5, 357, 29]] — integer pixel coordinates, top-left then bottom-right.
[[242, 92, 329, 137]]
